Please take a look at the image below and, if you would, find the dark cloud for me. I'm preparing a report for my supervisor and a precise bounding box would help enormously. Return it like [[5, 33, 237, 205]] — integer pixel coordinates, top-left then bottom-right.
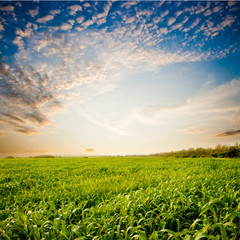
[[0, 63, 63, 134], [14, 125, 40, 135], [213, 130, 240, 137], [25, 111, 49, 125], [1, 113, 25, 124]]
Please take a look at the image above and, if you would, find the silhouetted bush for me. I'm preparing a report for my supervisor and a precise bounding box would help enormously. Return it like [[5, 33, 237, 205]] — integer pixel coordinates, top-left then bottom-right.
[[5, 156, 15, 159], [34, 155, 55, 158]]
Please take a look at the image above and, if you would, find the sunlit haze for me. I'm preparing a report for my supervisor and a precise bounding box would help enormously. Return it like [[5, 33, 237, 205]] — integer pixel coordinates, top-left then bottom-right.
[[0, 1, 240, 156]]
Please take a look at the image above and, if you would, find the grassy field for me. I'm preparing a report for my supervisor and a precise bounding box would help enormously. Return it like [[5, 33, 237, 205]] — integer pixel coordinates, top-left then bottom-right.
[[0, 156, 239, 239]]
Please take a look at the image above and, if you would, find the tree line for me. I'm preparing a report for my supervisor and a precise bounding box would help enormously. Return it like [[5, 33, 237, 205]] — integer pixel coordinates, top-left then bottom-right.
[[151, 143, 240, 158]]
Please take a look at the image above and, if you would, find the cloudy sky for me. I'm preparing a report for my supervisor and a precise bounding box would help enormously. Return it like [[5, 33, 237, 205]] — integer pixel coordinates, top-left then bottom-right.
[[0, 1, 240, 156]]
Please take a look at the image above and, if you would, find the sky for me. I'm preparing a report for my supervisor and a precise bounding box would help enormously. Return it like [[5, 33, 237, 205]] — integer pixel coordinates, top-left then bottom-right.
[[0, 0, 240, 156]]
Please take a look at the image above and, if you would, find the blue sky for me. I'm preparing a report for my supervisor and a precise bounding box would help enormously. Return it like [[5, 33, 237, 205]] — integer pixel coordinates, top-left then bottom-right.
[[0, 1, 240, 156]]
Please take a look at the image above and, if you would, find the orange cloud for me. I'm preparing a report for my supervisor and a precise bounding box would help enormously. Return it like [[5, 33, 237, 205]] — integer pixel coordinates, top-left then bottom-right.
[[86, 148, 95, 152]]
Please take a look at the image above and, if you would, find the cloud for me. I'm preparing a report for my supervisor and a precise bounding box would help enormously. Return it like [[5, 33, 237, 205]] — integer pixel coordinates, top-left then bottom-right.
[[7, 1, 239, 135], [68, 19, 75, 25], [0, 23, 4, 31], [228, 1, 237, 7], [171, 23, 183, 31], [14, 125, 40, 135], [1, 113, 25, 124], [0, 5, 14, 12], [0, 63, 63, 134], [220, 15, 236, 28], [0, 62, 9, 72], [50, 9, 60, 15], [175, 10, 183, 17], [77, 16, 84, 24], [37, 15, 54, 24], [184, 126, 206, 134], [95, 2, 112, 19], [204, 9, 212, 16], [134, 79, 240, 127], [25, 111, 49, 125], [125, 17, 135, 24], [68, 5, 82, 15], [168, 17, 176, 26], [213, 5, 222, 13], [213, 130, 240, 138], [184, 6, 195, 14], [29, 8, 38, 18], [96, 18, 106, 26], [79, 105, 132, 136], [159, 27, 168, 35], [16, 28, 32, 38], [46, 100, 64, 111], [202, 15, 237, 38], [12, 16, 215, 109], [136, 9, 153, 19], [195, 2, 210, 14], [121, 1, 139, 9], [13, 36, 24, 49], [60, 22, 72, 31], [81, 19, 95, 29], [153, 17, 161, 24], [84, 3, 90, 8], [86, 148, 95, 152], [189, 18, 200, 29], [79, 2, 112, 27], [160, 10, 169, 19]]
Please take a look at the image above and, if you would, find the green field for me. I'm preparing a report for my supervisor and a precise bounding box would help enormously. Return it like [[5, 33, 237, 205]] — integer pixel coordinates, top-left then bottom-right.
[[0, 157, 239, 239]]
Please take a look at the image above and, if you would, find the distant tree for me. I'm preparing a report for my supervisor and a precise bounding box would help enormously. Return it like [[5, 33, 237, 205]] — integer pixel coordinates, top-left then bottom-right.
[[150, 143, 240, 158], [34, 155, 55, 158]]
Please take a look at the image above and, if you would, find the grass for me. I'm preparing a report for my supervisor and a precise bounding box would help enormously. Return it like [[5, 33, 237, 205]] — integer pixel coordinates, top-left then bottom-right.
[[0, 156, 239, 239]]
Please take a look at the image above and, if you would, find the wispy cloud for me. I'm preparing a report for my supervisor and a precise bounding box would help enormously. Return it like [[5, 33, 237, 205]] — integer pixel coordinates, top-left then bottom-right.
[[213, 130, 240, 138], [78, 105, 132, 136], [14, 125, 40, 135], [134, 79, 240, 127], [184, 126, 206, 134]]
